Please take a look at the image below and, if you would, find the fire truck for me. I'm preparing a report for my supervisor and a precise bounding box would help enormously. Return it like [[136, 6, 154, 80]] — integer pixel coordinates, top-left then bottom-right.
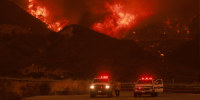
[[133, 76, 163, 97], [89, 75, 113, 98]]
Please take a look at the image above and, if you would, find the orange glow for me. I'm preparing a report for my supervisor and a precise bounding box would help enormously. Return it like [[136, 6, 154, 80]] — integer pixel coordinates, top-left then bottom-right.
[[92, 2, 136, 39], [160, 53, 165, 57], [27, 0, 69, 32]]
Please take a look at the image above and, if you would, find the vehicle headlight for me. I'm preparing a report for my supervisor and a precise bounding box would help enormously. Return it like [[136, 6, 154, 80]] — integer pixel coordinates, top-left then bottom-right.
[[90, 85, 94, 89], [105, 85, 110, 89]]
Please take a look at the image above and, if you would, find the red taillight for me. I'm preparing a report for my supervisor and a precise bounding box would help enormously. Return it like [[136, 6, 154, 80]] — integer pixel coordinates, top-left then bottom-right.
[[138, 87, 142, 90]]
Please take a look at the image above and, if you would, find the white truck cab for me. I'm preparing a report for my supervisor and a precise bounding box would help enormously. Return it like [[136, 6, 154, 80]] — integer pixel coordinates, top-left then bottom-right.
[[133, 76, 163, 97], [90, 76, 113, 98]]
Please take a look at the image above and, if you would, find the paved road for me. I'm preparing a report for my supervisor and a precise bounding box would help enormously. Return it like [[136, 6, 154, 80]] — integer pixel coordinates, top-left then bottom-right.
[[24, 92, 200, 100]]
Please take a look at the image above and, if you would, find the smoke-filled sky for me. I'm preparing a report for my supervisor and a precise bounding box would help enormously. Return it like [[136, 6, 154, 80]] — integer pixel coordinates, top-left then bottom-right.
[[13, 0, 198, 25], [12, 0, 199, 56]]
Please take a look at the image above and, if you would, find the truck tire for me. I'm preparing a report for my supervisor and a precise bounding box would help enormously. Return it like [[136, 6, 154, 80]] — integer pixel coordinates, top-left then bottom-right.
[[134, 93, 138, 97], [154, 93, 158, 97], [151, 93, 157, 97], [138, 93, 142, 97]]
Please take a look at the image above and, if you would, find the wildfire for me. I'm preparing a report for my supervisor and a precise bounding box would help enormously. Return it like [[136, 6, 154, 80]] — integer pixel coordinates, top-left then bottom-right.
[[92, 2, 136, 39], [27, 0, 69, 32]]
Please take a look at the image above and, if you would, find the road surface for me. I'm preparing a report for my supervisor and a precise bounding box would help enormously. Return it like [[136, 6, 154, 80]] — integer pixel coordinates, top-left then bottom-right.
[[24, 92, 200, 100]]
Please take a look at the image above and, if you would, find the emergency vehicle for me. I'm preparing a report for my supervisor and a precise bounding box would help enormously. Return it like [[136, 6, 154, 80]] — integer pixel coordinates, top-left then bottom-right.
[[133, 76, 163, 97], [90, 75, 113, 98]]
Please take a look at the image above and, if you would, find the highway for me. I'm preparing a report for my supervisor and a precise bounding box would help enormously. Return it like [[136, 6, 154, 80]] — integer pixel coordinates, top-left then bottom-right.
[[24, 92, 200, 100]]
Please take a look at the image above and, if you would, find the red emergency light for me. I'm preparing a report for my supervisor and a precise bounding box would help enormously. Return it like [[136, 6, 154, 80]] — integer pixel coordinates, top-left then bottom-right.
[[141, 77, 153, 80], [99, 75, 109, 79], [149, 77, 153, 80]]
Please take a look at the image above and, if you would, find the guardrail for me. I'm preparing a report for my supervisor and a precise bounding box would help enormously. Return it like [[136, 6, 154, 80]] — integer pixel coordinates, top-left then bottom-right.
[[164, 84, 200, 89], [120, 82, 200, 91], [1, 77, 200, 92]]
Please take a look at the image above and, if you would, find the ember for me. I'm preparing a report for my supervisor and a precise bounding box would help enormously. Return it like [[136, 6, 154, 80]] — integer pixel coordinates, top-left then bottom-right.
[[27, 0, 69, 32]]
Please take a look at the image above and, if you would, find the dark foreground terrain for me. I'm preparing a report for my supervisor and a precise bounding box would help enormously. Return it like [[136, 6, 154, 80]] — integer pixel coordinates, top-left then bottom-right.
[[24, 92, 200, 100]]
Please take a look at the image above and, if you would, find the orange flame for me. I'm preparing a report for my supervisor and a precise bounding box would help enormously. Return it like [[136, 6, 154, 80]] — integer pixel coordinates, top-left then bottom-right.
[[27, 0, 69, 32], [92, 2, 136, 39]]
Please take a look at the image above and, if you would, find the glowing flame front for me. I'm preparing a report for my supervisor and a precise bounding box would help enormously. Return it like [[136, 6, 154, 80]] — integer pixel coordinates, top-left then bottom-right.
[[27, 0, 69, 32], [92, 2, 136, 39]]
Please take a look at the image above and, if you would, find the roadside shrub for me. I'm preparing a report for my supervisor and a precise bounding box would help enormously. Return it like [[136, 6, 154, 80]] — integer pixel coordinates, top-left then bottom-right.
[[0, 79, 22, 100], [0, 78, 90, 99], [50, 79, 90, 95]]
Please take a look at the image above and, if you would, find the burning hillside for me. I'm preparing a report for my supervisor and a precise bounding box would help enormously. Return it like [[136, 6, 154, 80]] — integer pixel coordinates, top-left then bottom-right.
[[0, 0, 199, 82], [27, 0, 69, 32], [25, 0, 153, 38], [9, 0, 199, 57], [92, 2, 136, 39]]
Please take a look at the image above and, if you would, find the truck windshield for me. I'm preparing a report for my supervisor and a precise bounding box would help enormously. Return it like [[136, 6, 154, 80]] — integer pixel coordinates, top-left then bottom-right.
[[137, 80, 152, 84], [93, 79, 109, 83]]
